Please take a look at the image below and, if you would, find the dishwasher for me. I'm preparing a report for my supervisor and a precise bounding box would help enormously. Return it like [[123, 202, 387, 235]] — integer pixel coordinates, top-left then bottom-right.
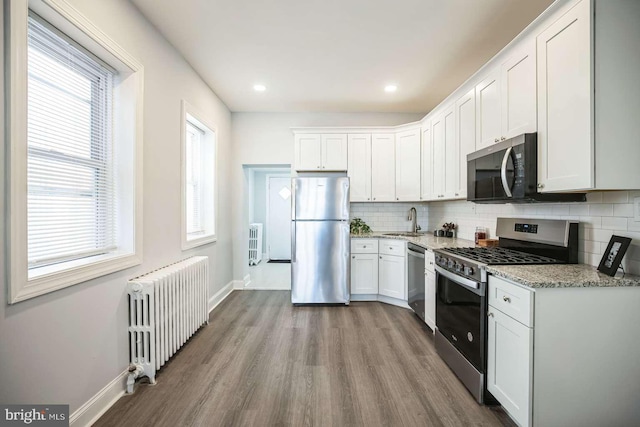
[[407, 243, 426, 321]]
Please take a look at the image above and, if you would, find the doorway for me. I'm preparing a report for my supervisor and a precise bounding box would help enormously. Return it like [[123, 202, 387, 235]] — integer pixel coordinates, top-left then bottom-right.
[[267, 175, 291, 261]]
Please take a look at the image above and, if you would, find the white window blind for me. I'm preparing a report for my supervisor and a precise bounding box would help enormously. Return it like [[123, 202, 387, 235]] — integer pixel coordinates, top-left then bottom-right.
[[185, 121, 205, 236], [27, 12, 116, 269]]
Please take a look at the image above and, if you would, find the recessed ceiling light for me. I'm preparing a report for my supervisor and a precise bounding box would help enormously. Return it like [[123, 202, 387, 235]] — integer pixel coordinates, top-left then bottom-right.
[[253, 84, 266, 92], [384, 85, 398, 93]]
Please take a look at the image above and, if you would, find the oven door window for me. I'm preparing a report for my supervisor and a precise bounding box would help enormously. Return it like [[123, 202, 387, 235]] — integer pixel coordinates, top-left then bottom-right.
[[436, 272, 483, 370], [470, 149, 515, 200]]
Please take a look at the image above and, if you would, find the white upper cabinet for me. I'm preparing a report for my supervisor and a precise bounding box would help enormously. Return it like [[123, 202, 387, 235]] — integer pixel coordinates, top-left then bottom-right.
[[294, 134, 322, 171], [395, 128, 421, 201], [294, 133, 347, 171], [537, 0, 592, 192], [347, 134, 372, 201], [432, 106, 455, 199], [420, 122, 432, 200], [371, 134, 396, 201], [475, 70, 502, 149], [501, 40, 537, 139], [321, 134, 348, 171], [455, 88, 476, 199]]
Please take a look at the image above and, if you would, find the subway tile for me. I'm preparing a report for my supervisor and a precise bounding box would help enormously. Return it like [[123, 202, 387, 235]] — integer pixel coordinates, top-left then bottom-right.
[[601, 216, 627, 231], [579, 216, 602, 229], [586, 192, 603, 203], [589, 204, 614, 217], [602, 191, 629, 204], [569, 204, 590, 216], [613, 204, 634, 218], [628, 219, 640, 232]]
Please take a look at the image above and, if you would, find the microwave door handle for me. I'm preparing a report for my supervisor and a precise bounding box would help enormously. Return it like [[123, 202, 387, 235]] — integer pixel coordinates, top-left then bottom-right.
[[500, 147, 513, 198]]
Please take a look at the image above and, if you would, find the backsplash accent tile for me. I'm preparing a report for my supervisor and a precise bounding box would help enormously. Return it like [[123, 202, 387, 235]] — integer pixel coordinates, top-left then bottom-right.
[[427, 191, 640, 275], [350, 202, 428, 232]]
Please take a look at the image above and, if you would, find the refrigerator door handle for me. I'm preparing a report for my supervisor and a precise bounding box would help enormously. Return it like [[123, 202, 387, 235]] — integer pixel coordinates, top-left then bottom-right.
[[291, 222, 296, 263]]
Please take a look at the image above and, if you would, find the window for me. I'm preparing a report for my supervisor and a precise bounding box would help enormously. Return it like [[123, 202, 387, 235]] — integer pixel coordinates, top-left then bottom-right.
[[7, 0, 143, 303], [182, 102, 217, 249], [27, 12, 116, 269]]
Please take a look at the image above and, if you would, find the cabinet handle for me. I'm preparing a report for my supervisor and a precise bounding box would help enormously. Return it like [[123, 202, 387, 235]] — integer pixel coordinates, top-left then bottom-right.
[[367, 198, 370, 200], [501, 136, 506, 141], [363, 246, 367, 248], [503, 296, 511, 303], [455, 193, 459, 196], [537, 183, 545, 189], [488, 312, 494, 317], [373, 198, 376, 200], [396, 198, 399, 201], [317, 166, 321, 169], [494, 138, 499, 143], [380, 256, 382, 259], [322, 166, 325, 169], [352, 256, 356, 259]]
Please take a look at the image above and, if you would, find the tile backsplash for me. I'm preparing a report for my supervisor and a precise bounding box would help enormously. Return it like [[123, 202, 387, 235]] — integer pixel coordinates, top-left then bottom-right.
[[427, 191, 640, 275], [350, 192, 640, 275], [350, 202, 428, 232]]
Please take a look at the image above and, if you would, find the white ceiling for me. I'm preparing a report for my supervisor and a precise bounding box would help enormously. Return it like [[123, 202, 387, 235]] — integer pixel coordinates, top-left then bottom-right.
[[131, 0, 554, 113]]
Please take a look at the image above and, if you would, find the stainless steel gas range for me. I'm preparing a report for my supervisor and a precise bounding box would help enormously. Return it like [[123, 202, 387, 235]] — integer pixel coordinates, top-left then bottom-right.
[[433, 217, 579, 404]]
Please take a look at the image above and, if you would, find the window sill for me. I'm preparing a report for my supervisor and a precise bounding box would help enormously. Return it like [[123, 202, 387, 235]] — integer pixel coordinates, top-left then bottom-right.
[[11, 251, 142, 303], [182, 234, 217, 251]]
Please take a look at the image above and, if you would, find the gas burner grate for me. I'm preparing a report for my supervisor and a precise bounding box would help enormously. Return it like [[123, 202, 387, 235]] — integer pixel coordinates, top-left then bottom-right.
[[440, 247, 560, 265]]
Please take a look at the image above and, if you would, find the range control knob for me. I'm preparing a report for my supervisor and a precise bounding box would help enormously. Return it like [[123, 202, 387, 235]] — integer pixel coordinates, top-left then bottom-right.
[[447, 259, 455, 268], [455, 262, 463, 272], [464, 266, 475, 276]]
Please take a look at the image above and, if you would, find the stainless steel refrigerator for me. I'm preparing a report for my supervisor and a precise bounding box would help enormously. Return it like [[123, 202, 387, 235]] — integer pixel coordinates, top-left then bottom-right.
[[291, 176, 350, 304]]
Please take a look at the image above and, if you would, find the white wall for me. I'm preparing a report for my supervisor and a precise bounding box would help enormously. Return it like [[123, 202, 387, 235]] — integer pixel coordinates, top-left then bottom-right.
[[0, 0, 233, 414], [427, 192, 640, 274], [231, 112, 424, 281]]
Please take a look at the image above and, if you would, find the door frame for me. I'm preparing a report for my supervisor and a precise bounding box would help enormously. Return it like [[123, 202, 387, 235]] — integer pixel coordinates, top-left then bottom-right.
[[265, 173, 292, 261]]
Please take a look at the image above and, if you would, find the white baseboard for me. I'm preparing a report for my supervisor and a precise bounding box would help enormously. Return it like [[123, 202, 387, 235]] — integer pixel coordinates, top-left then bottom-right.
[[243, 285, 291, 291], [69, 370, 128, 427], [208, 280, 234, 313]]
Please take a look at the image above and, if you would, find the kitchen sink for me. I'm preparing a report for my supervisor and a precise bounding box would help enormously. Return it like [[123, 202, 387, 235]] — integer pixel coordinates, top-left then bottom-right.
[[383, 232, 425, 237]]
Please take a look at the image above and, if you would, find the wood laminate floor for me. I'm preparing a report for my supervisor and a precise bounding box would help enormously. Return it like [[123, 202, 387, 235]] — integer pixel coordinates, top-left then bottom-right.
[[96, 291, 515, 427]]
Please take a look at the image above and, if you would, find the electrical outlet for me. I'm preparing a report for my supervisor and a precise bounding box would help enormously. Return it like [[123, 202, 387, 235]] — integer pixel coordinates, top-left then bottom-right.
[[635, 197, 640, 222]]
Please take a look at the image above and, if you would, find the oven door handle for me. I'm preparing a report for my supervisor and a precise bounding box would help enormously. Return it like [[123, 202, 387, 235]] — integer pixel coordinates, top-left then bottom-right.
[[435, 265, 480, 291], [500, 146, 513, 198]]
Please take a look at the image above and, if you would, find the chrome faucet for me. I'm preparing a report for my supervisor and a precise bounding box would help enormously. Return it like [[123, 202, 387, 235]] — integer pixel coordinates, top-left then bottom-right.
[[408, 207, 421, 233]]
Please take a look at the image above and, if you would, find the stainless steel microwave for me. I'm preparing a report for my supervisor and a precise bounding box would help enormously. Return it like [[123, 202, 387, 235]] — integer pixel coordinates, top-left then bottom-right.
[[466, 133, 586, 203]]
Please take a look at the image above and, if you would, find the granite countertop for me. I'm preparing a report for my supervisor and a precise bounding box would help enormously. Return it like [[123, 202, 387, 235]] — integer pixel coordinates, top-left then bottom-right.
[[351, 232, 475, 251], [486, 264, 640, 289]]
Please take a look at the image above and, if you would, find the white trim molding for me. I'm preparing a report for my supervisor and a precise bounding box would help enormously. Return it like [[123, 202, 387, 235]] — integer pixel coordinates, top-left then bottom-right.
[[208, 281, 234, 313], [6, 0, 144, 303], [180, 100, 219, 251], [69, 370, 128, 427]]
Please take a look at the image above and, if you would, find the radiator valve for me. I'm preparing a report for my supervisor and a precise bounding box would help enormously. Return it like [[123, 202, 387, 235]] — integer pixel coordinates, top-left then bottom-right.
[[126, 364, 143, 394]]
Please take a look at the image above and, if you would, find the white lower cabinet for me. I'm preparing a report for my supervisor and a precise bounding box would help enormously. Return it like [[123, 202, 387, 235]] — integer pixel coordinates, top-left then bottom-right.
[[424, 270, 436, 331], [378, 253, 406, 300], [350, 253, 378, 294], [487, 306, 532, 427]]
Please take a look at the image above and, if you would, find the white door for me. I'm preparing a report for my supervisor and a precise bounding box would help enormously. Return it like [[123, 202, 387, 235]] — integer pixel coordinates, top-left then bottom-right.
[[501, 40, 537, 139], [351, 254, 379, 294], [537, 0, 592, 192], [455, 88, 476, 199], [347, 134, 372, 201], [371, 134, 396, 201], [322, 134, 348, 171], [487, 307, 533, 427], [475, 70, 502, 149], [420, 123, 432, 200], [395, 129, 421, 201], [294, 134, 322, 171], [267, 176, 292, 260], [378, 254, 405, 299]]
